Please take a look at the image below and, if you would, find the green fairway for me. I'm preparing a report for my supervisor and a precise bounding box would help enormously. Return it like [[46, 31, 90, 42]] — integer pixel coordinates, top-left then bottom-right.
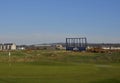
[[0, 63, 120, 83], [0, 50, 120, 83]]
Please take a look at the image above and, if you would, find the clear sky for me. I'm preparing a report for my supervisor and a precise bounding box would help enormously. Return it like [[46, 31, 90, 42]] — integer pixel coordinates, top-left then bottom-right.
[[0, 0, 120, 45]]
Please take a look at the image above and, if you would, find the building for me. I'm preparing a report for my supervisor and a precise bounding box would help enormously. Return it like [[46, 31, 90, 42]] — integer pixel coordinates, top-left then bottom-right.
[[0, 43, 16, 50], [87, 43, 120, 52], [55, 44, 65, 50], [26, 44, 55, 50], [0, 44, 2, 50]]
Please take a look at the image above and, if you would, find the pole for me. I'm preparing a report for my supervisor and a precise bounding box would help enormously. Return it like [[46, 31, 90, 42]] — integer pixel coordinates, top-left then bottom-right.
[[9, 52, 11, 67]]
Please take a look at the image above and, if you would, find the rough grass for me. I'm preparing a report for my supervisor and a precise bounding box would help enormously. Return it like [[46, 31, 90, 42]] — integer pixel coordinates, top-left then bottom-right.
[[0, 50, 120, 83], [0, 50, 120, 63]]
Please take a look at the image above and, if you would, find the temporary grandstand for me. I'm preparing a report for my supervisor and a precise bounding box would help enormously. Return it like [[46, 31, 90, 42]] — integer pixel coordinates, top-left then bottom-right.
[[66, 37, 87, 51]]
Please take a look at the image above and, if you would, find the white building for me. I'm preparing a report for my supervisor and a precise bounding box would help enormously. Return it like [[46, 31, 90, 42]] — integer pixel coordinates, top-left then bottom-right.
[[0, 43, 16, 50], [55, 44, 65, 50], [0, 44, 2, 50], [101, 44, 120, 50]]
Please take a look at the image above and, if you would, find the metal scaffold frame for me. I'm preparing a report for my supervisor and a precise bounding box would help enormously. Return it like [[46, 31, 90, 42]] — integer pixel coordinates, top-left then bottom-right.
[[66, 37, 87, 51]]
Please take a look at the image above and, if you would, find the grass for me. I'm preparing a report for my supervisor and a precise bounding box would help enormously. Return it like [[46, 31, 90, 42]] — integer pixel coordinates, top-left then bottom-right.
[[0, 50, 120, 83]]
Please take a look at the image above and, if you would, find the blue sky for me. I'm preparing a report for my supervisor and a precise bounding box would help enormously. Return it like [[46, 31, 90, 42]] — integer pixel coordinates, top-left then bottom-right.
[[0, 0, 120, 44]]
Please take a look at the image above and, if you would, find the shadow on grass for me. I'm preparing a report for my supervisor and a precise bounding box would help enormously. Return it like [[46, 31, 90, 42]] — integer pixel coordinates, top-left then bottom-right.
[[0, 78, 12, 83], [90, 78, 120, 83]]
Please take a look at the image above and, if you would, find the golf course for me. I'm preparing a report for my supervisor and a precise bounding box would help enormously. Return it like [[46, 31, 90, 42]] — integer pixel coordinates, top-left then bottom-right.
[[0, 50, 120, 83]]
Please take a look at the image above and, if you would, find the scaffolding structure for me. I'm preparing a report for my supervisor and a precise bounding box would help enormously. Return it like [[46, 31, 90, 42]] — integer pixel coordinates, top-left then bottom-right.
[[66, 37, 87, 51]]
